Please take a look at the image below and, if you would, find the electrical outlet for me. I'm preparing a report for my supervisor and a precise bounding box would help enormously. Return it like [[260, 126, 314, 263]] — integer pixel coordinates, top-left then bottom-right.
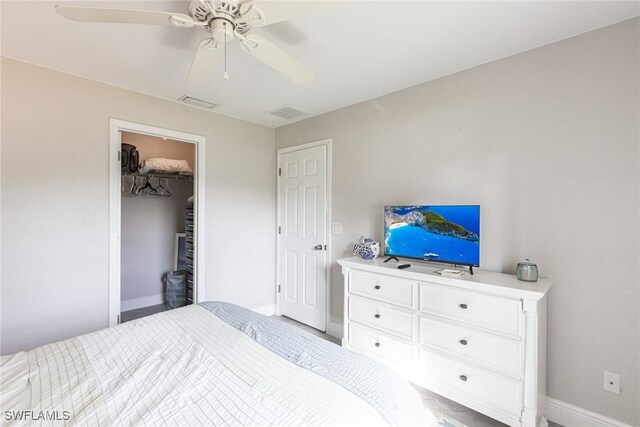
[[603, 371, 620, 394]]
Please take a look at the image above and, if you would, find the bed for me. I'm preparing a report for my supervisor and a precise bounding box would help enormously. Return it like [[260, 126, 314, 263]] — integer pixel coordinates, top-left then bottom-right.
[[1, 302, 429, 426]]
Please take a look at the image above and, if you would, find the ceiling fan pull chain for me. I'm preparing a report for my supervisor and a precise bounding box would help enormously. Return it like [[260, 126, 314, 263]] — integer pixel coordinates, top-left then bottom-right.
[[223, 22, 229, 80]]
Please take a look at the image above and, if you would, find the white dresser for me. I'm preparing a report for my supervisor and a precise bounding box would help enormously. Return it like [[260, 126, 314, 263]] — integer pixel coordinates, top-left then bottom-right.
[[338, 256, 551, 427]]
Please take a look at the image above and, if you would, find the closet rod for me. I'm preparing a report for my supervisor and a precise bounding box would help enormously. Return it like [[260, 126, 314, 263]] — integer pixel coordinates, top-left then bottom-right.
[[122, 172, 194, 182]]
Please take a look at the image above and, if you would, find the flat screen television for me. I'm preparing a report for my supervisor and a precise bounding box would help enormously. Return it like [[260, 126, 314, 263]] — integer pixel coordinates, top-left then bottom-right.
[[384, 205, 480, 267]]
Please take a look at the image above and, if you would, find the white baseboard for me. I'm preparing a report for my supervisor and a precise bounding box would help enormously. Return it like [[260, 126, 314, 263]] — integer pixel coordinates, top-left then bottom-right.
[[545, 397, 633, 427], [252, 304, 276, 316], [121, 293, 164, 312], [326, 321, 343, 339]]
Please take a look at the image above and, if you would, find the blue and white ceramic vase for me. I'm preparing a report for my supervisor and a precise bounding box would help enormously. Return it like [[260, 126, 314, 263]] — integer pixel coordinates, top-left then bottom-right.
[[353, 236, 380, 260]]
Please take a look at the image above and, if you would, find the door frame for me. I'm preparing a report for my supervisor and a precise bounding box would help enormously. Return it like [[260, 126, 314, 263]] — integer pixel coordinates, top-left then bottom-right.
[[109, 119, 206, 326], [275, 138, 332, 331]]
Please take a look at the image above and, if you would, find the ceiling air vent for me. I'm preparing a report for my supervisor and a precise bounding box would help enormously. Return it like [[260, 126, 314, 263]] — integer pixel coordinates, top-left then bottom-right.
[[177, 95, 218, 110], [268, 104, 310, 120]]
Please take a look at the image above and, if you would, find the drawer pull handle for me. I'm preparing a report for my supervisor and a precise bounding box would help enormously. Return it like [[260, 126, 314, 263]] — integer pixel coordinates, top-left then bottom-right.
[[459, 375, 468, 382], [374, 341, 381, 347], [374, 314, 381, 319], [459, 303, 468, 309], [374, 285, 381, 290], [459, 339, 468, 346]]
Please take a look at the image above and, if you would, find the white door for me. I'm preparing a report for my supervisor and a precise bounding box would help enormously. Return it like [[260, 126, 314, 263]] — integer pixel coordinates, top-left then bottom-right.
[[278, 144, 327, 330]]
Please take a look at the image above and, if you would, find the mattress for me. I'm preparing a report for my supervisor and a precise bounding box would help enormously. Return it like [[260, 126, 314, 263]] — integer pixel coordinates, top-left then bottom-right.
[[1, 302, 428, 426]]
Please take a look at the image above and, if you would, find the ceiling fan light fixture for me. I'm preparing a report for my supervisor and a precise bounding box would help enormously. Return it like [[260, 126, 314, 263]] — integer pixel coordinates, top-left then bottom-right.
[[210, 18, 235, 42]]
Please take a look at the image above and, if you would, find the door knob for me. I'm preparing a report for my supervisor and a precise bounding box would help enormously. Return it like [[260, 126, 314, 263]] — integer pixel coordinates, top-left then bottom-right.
[[313, 244, 323, 250]]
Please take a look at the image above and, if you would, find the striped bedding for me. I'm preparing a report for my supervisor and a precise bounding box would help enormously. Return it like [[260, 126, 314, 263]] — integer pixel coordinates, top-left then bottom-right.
[[1, 303, 428, 426]]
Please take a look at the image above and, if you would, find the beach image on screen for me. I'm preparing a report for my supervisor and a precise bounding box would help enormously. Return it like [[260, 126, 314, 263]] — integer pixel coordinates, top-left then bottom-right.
[[384, 205, 480, 266]]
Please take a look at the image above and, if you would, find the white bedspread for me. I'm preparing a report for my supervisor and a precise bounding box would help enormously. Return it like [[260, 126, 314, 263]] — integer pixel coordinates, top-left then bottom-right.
[[1, 305, 390, 426]]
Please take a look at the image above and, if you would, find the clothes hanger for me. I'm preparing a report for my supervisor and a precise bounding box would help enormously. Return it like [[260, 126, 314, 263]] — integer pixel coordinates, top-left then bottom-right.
[[130, 176, 139, 195], [156, 178, 172, 197], [136, 176, 156, 195], [148, 177, 159, 196]]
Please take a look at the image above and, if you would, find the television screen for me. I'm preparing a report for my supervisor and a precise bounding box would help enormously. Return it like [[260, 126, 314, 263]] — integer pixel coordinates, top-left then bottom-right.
[[384, 205, 480, 266]]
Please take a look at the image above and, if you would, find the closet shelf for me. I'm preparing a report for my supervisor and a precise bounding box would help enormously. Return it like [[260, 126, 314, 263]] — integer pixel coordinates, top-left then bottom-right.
[[122, 172, 194, 182]]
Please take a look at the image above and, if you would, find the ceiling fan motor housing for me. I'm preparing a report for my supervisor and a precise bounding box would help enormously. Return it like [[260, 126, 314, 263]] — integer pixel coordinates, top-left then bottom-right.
[[210, 18, 235, 42], [189, 0, 249, 38]]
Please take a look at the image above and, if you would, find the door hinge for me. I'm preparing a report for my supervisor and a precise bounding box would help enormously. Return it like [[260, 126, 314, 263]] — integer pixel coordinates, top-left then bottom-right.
[[278, 284, 281, 293], [278, 167, 281, 176], [117, 314, 121, 324], [278, 226, 281, 234], [118, 151, 121, 161]]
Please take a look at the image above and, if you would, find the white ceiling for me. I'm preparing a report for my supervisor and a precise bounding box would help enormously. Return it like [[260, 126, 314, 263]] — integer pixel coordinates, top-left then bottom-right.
[[2, 1, 638, 128]]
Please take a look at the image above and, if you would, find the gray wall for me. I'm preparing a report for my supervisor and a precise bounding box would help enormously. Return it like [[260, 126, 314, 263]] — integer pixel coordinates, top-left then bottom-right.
[[276, 18, 640, 425], [1, 58, 276, 354], [121, 181, 193, 304]]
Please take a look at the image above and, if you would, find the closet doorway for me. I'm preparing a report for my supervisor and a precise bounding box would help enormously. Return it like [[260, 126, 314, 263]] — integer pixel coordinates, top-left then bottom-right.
[[109, 120, 205, 326]]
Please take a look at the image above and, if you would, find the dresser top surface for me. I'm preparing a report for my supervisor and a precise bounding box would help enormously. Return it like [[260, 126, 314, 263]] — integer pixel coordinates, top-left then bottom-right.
[[338, 256, 551, 299]]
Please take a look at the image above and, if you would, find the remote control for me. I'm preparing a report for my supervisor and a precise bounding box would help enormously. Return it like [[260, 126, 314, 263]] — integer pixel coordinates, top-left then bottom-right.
[[397, 264, 411, 269]]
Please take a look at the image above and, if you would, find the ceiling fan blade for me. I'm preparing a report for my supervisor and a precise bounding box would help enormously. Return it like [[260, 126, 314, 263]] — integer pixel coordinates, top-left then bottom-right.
[[54, 5, 196, 27], [240, 34, 315, 85], [239, 0, 336, 27], [188, 39, 224, 84]]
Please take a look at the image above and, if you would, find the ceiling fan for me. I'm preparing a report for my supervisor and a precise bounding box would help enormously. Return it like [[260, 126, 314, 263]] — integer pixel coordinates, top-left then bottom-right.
[[55, 0, 325, 85]]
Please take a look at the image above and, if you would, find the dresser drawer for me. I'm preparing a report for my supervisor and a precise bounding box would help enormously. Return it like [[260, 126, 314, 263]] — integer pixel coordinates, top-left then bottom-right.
[[420, 284, 521, 335], [421, 351, 521, 416], [420, 317, 521, 378], [349, 296, 414, 339], [349, 322, 414, 365], [350, 271, 415, 308]]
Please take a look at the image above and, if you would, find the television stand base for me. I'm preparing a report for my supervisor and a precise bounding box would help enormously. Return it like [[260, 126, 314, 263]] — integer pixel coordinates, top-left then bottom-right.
[[383, 256, 399, 263], [455, 263, 474, 275]]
